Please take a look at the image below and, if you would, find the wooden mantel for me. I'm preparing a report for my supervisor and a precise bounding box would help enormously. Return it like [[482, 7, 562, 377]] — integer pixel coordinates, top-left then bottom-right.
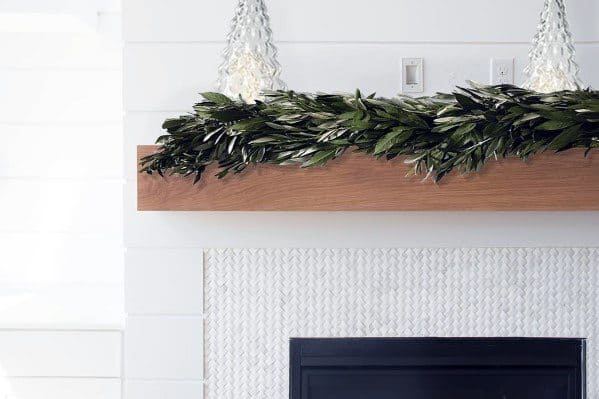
[[137, 145, 599, 211]]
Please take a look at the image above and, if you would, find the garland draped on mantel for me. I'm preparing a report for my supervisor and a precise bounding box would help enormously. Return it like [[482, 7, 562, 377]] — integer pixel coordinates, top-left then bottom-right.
[[140, 83, 599, 184]]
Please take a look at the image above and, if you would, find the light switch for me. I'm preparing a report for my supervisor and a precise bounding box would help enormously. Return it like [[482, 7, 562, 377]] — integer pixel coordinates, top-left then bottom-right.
[[490, 58, 514, 85], [402, 58, 424, 93]]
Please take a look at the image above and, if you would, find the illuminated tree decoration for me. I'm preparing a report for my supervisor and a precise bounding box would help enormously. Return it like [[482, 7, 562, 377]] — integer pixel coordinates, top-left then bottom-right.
[[523, 0, 583, 93], [217, 0, 285, 103]]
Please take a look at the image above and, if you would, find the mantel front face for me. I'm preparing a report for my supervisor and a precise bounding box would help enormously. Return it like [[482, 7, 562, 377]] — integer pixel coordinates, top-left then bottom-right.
[[137, 145, 599, 211]]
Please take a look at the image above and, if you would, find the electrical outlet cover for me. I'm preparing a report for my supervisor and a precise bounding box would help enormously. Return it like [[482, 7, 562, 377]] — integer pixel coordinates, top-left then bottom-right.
[[490, 58, 514, 85], [402, 58, 424, 93]]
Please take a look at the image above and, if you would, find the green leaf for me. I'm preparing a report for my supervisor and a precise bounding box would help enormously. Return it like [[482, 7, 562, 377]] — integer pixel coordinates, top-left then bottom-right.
[[548, 125, 581, 151], [339, 111, 355, 121], [230, 118, 265, 131], [353, 120, 375, 131], [249, 136, 278, 144], [203, 127, 225, 142], [215, 169, 230, 179], [302, 149, 337, 168], [227, 136, 238, 154], [318, 128, 348, 143], [162, 118, 184, 130], [374, 127, 413, 155], [537, 120, 575, 131], [513, 113, 541, 126], [454, 93, 480, 110], [450, 123, 476, 141], [432, 123, 461, 133], [201, 92, 234, 105], [264, 122, 302, 131]]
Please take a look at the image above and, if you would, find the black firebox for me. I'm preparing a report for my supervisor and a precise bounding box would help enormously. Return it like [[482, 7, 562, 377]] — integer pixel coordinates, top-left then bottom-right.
[[290, 338, 585, 399]]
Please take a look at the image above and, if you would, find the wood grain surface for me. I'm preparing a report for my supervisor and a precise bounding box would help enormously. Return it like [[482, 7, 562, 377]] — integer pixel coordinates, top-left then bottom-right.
[[137, 145, 599, 211]]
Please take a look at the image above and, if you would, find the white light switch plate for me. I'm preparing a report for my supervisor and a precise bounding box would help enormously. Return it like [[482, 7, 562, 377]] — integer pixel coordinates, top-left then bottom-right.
[[490, 58, 514, 85], [402, 58, 424, 93]]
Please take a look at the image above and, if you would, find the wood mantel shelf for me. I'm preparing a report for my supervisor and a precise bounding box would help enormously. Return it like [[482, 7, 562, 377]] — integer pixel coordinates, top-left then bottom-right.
[[137, 145, 599, 211]]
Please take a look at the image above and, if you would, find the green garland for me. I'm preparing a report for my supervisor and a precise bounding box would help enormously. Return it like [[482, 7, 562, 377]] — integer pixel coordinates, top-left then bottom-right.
[[140, 82, 599, 184]]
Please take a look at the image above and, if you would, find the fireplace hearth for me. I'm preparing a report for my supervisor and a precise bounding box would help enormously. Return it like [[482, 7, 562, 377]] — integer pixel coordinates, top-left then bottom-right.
[[290, 338, 586, 399]]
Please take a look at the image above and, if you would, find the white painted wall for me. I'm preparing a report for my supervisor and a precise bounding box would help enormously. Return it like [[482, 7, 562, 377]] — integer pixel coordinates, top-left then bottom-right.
[[1, 0, 123, 397], [0, 0, 123, 327], [0, 328, 122, 399], [123, 1, 599, 398]]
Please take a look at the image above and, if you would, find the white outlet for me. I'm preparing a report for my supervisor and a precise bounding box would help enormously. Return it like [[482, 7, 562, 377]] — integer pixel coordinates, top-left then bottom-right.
[[490, 58, 514, 85], [402, 58, 424, 93]]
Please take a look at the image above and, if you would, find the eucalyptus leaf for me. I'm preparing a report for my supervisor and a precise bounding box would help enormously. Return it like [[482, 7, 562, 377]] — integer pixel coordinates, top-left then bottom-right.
[[301, 149, 337, 168], [201, 92, 234, 105], [537, 120, 575, 131], [230, 118, 265, 131], [548, 125, 581, 151], [374, 127, 413, 155]]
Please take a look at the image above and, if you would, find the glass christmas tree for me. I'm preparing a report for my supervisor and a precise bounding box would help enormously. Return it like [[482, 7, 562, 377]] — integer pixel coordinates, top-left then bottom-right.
[[217, 0, 285, 103], [523, 0, 582, 93]]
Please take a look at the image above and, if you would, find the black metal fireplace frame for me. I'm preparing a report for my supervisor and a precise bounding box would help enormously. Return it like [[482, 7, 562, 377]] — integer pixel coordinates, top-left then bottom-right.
[[290, 337, 586, 399]]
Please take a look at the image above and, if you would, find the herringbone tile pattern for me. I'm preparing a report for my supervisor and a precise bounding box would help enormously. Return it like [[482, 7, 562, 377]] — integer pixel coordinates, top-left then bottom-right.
[[204, 248, 598, 398]]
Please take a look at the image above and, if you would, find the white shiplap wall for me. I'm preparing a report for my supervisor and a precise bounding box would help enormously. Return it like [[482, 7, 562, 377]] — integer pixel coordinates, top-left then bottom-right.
[[0, 6, 123, 323], [1, 0, 123, 397], [0, 328, 122, 399], [123, 1, 599, 398]]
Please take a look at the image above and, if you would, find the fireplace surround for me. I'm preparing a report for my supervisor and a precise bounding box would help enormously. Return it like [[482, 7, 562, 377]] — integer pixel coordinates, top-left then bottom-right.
[[203, 248, 598, 398], [290, 338, 586, 399]]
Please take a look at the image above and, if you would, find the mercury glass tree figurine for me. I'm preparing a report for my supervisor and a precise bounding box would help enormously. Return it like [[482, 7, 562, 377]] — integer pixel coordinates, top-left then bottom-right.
[[217, 0, 285, 103], [523, 0, 582, 93]]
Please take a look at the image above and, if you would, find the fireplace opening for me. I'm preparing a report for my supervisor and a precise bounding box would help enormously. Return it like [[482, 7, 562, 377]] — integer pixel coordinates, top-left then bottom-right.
[[290, 338, 586, 399]]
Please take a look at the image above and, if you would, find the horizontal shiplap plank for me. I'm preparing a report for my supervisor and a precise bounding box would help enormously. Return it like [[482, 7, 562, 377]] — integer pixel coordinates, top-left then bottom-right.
[[0, 70, 122, 123], [0, 283, 123, 328], [0, 1, 95, 23], [0, 33, 121, 69], [123, 43, 220, 111], [124, 181, 599, 248], [0, 377, 120, 399], [125, 380, 203, 399], [0, 233, 122, 283], [0, 180, 122, 233], [0, 124, 122, 178], [124, 42, 599, 111], [125, 248, 203, 314], [125, 316, 203, 379], [123, 0, 599, 43], [0, 330, 121, 377], [0, 0, 105, 15]]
